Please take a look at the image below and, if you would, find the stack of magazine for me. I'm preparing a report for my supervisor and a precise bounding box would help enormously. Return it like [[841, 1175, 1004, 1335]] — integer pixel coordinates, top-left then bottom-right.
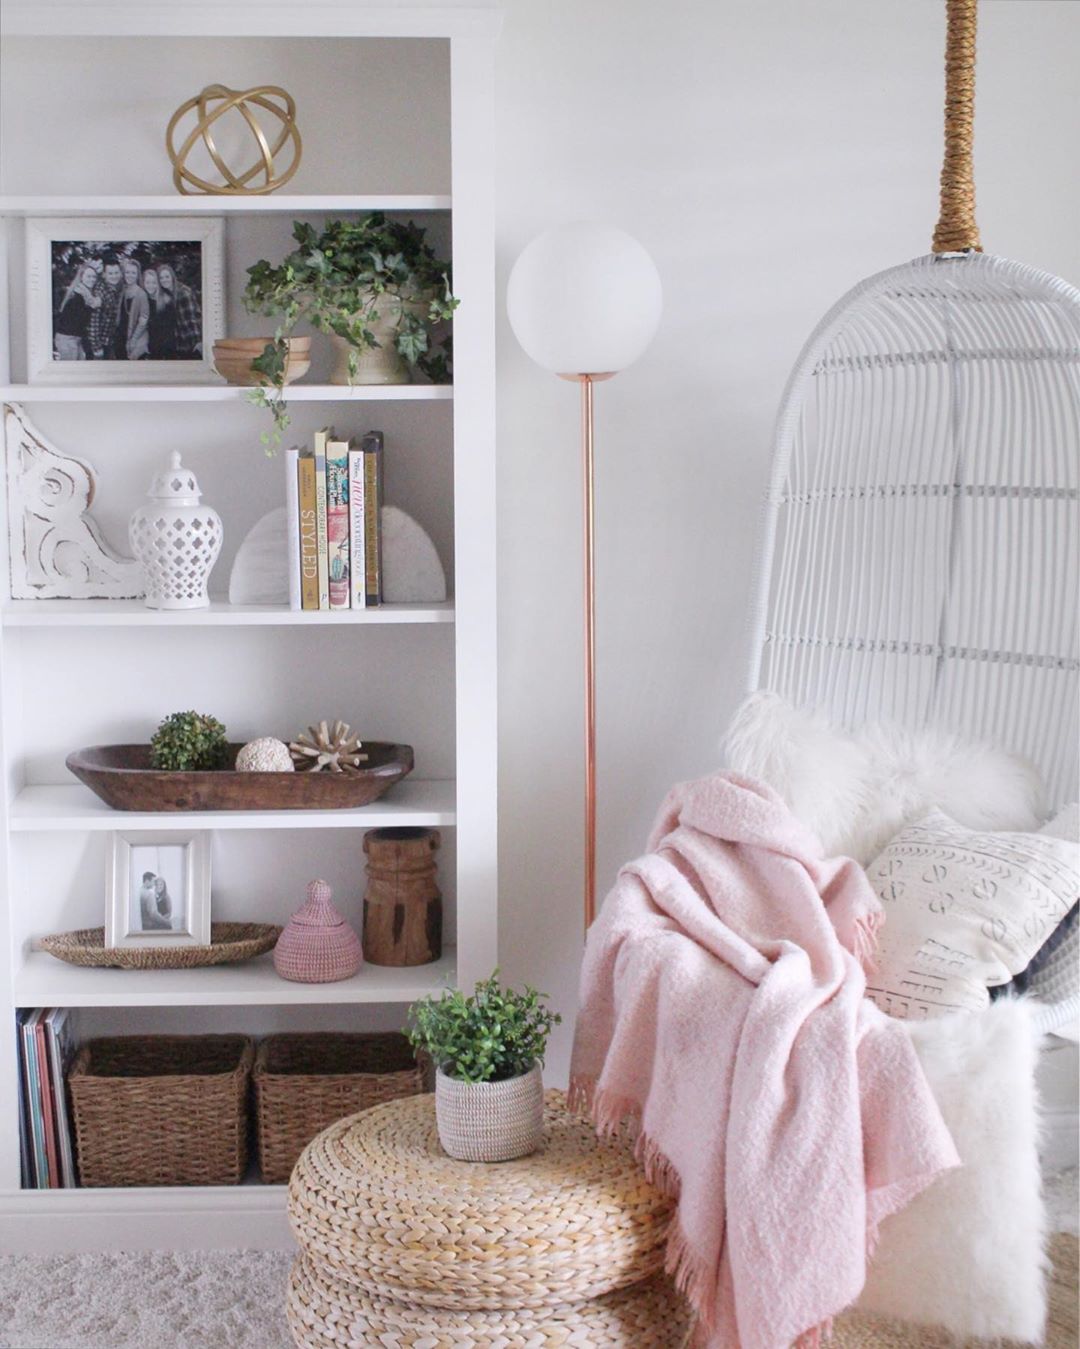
[[17, 1008, 78, 1188], [285, 428, 385, 611]]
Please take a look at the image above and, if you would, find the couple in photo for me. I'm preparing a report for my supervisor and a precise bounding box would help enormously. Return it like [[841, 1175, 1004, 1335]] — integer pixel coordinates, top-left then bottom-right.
[[54, 251, 202, 361]]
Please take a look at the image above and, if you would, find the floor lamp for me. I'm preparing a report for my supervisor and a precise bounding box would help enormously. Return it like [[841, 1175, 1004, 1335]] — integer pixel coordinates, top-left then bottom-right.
[[507, 223, 662, 933]]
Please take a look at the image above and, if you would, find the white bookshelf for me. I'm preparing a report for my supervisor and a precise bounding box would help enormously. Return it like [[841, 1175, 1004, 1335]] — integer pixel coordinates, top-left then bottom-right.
[[0, 0, 499, 1251]]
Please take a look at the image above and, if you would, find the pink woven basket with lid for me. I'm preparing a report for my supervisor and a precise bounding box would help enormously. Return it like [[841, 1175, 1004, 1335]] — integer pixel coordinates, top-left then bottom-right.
[[274, 879, 363, 983]]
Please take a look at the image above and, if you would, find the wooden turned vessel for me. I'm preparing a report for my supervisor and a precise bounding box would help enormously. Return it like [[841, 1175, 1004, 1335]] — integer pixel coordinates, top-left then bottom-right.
[[362, 827, 442, 966]]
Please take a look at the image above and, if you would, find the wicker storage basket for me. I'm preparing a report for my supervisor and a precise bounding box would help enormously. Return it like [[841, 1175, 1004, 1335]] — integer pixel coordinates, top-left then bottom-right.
[[69, 1035, 254, 1188], [254, 1032, 423, 1184]]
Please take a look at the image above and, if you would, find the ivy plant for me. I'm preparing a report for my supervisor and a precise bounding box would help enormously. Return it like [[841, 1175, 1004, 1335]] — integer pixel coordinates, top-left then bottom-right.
[[149, 710, 230, 772], [242, 214, 459, 449], [406, 972, 561, 1085]]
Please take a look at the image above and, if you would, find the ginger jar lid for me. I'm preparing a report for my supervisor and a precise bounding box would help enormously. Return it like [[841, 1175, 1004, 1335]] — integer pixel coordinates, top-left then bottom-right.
[[146, 450, 202, 506]]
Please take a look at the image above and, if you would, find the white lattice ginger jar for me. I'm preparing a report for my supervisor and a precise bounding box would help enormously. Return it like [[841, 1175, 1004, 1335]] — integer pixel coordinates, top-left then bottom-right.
[[129, 451, 223, 610]]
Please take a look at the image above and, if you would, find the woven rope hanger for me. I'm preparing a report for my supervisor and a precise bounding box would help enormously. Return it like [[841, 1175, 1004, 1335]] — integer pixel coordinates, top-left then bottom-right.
[[932, 0, 981, 254], [747, 0, 1080, 1033]]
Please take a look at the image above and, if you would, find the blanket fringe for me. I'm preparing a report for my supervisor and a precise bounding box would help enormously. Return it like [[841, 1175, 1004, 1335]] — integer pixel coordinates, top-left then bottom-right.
[[794, 1319, 834, 1349], [570, 1076, 722, 1330], [572, 1074, 876, 1349]]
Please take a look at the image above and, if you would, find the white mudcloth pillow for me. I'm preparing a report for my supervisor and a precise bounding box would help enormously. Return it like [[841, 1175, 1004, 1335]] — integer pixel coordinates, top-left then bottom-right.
[[865, 809, 1078, 1020], [857, 1000, 1047, 1341], [724, 692, 1044, 864]]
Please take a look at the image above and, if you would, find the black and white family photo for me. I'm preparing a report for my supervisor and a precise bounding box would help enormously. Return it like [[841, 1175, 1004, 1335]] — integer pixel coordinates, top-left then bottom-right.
[[51, 239, 204, 362], [127, 843, 188, 936]]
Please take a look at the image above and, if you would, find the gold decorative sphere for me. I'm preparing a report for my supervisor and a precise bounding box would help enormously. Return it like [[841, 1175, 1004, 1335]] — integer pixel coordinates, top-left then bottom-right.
[[165, 84, 302, 196]]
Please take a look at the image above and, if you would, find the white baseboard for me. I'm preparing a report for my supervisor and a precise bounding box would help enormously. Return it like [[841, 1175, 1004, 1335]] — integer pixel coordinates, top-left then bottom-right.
[[0, 1186, 294, 1253]]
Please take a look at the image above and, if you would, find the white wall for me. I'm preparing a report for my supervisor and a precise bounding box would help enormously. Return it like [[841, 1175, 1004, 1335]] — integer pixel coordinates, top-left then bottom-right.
[[493, 0, 1080, 1081]]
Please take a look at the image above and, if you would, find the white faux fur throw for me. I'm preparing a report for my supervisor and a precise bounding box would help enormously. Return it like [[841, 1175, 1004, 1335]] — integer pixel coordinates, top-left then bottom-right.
[[724, 692, 1045, 864], [856, 1000, 1048, 1342]]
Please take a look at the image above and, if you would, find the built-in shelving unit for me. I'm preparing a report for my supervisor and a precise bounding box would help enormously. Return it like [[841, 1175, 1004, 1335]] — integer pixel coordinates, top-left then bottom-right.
[[0, 0, 499, 1252]]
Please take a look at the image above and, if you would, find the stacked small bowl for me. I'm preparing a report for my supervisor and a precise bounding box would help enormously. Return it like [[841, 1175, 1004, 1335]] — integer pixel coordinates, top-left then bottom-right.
[[212, 336, 311, 386]]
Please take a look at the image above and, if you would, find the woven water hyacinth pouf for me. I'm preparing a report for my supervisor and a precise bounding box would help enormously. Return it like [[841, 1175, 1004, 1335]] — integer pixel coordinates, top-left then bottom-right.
[[285, 1090, 690, 1347]]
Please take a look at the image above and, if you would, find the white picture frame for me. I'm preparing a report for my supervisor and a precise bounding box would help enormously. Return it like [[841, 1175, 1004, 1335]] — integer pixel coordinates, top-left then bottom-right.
[[26, 216, 225, 384], [105, 832, 212, 950]]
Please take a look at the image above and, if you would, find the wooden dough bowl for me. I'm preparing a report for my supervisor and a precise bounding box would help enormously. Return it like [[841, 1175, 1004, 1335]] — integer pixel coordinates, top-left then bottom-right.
[[66, 743, 414, 812]]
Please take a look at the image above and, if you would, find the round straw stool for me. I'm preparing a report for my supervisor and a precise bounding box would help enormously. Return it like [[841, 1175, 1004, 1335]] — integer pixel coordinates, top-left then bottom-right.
[[285, 1090, 690, 1346]]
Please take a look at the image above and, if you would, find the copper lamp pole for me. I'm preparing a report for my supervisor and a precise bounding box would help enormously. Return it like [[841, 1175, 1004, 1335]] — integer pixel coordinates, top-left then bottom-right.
[[561, 371, 614, 931]]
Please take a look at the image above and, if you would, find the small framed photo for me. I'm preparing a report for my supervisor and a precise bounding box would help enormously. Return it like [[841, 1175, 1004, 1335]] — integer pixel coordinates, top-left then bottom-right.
[[105, 832, 211, 950], [26, 216, 225, 384]]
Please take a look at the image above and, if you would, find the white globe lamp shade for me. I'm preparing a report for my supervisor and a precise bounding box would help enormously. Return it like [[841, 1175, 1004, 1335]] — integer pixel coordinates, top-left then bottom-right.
[[506, 222, 662, 375]]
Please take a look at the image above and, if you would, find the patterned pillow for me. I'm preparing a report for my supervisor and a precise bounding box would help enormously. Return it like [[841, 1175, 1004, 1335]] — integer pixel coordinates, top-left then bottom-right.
[[865, 808, 1080, 1020]]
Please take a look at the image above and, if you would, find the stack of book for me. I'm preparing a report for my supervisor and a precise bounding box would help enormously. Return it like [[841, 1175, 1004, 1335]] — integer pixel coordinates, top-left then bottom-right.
[[285, 428, 385, 611], [17, 1008, 78, 1189]]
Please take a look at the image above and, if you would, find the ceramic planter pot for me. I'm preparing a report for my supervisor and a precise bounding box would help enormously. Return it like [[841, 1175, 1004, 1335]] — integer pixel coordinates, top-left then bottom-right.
[[434, 1062, 544, 1162], [328, 293, 429, 386]]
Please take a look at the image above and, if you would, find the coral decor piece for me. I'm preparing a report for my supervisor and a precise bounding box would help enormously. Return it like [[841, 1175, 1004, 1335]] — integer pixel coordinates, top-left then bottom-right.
[[289, 721, 368, 774], [274, 880, 363, 984], [236, 737, 294, 773]]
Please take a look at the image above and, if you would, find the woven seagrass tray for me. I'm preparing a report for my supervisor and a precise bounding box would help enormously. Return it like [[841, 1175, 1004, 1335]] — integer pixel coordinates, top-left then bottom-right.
[[40, 922, 282, 969], [255, 1033, 424, 1184]]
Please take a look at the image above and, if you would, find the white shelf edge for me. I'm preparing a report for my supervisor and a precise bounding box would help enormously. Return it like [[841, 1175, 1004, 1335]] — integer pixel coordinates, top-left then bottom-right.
[[0, 384, 453, 403], [10, 779, 456, 832], [2, 600, 455, 628], [14, 948, 457, 1007], [0, 195, 451, 216]]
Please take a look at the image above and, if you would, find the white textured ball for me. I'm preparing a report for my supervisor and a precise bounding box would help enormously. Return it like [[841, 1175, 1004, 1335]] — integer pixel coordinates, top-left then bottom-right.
[[236, 737, 294, 773]]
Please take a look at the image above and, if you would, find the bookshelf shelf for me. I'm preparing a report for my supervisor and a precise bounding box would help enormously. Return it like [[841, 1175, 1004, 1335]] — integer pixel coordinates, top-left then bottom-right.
[[2, 600, 455, 628], [15, 948, 456, 1008], [10, 780, 457, 832], [0, 195, 452, 217], [0, 384, 453, 403]]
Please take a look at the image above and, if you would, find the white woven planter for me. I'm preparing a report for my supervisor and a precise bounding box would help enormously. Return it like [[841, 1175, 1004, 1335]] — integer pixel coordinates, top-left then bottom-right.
[[435, 1063, 544, 1162], [327, 293, 428, 386]]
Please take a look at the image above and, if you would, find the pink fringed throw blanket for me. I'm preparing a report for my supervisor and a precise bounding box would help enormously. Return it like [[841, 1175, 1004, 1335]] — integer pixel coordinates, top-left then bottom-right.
[[569, 772, 958, 1349]]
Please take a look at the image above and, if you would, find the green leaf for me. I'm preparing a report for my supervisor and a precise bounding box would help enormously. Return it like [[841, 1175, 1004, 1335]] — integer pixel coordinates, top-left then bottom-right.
[[405, 971, 561, 1083]]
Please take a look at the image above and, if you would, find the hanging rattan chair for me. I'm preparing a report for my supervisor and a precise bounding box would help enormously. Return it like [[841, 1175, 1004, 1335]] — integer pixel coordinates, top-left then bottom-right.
[[747, 0, 1079, 1035]]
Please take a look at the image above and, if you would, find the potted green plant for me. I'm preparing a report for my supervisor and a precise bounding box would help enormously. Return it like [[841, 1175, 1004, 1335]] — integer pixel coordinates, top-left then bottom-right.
[[242, 214, 459, 447], [407, 972, 561, 1162]]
